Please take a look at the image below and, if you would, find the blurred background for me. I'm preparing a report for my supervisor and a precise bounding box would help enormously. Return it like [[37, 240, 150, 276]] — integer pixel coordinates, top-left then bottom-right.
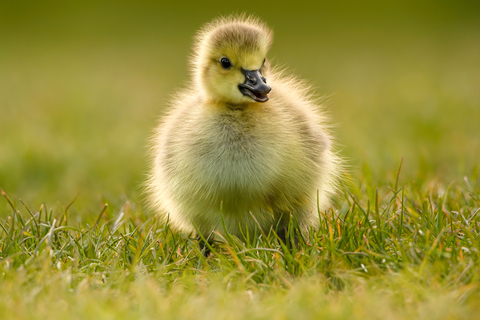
[[1, 0, 479, 216]]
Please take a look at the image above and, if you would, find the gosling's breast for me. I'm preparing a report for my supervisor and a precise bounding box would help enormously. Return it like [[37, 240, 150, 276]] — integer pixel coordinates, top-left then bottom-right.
[[189, 107, 286, 196]]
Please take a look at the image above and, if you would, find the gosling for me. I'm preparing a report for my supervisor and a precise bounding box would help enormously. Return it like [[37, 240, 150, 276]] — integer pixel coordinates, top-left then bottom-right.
[[147, 16, 340, 241]]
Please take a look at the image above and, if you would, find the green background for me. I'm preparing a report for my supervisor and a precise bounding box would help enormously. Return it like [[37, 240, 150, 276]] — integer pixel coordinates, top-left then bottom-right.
[[1, 0, 479, 215]]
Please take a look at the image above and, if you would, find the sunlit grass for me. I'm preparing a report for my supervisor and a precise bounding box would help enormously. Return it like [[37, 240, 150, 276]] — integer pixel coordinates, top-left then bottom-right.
[[1, 168, 479, 319]]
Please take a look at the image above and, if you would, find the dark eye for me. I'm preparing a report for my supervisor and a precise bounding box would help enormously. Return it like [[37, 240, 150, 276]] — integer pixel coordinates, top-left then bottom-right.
[[220, 57, 232, 69]]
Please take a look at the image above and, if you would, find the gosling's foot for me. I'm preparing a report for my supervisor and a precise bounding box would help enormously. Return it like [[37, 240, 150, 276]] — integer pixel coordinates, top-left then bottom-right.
[[197, 235, 213, 257], [277, 227, 300, 250]]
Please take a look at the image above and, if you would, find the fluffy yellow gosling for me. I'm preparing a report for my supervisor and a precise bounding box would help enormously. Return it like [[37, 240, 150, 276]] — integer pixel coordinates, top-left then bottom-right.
[[147, 15, 340, 240]]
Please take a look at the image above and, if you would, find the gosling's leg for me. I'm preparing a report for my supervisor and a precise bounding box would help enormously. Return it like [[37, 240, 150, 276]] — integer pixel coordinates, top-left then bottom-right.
[[197, 233, 214, 257], [276, 227, 299, 249]]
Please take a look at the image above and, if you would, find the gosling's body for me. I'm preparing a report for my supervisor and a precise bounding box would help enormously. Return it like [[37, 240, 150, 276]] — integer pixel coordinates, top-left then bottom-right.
[[148, 16, 339, 237]]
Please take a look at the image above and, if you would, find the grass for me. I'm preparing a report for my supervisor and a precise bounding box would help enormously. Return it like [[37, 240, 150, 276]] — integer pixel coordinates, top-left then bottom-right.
[[1, 1, 480, 319], [1, 167, 479, 319]]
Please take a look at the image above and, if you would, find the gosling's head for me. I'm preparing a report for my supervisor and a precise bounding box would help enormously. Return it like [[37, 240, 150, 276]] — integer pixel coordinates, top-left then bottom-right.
[[192, 16, 273, 105]]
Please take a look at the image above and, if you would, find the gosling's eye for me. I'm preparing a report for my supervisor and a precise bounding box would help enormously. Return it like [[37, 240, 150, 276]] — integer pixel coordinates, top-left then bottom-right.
[[220, 57, 232, 69]]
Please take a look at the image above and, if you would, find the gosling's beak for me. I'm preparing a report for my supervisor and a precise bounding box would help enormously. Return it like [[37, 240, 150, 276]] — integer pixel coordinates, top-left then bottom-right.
[[238, 69, 271, 103]]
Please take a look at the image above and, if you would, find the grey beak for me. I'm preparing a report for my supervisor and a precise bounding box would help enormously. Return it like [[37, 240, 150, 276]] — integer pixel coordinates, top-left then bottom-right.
[[238, 69, 271, 102]]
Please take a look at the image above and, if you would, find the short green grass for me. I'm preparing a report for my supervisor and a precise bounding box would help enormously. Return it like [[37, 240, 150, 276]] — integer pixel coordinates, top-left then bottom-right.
[[1, 1, 480, 319], [1, 168, 479, 319]]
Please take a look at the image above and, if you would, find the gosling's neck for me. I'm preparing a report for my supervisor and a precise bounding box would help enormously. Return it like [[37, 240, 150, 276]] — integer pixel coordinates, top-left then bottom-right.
[[203, 96, 257, 112]]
